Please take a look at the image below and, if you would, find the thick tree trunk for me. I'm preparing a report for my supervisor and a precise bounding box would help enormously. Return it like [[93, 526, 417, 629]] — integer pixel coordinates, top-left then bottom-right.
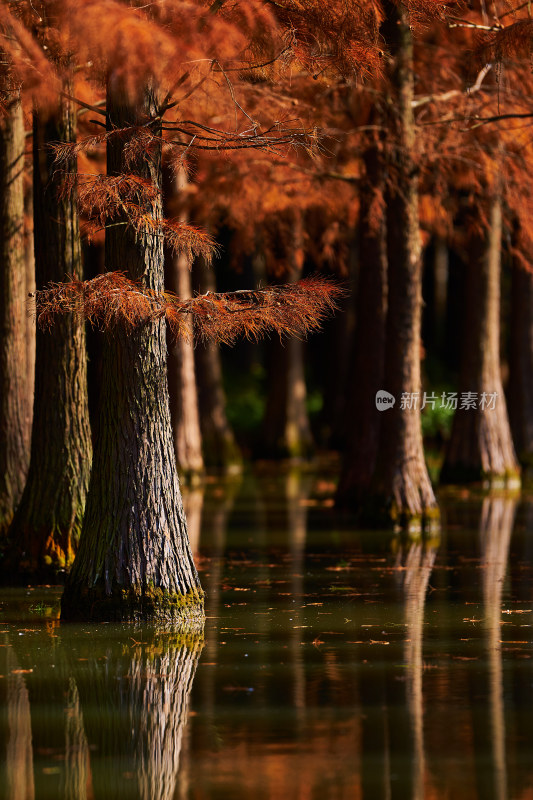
[[337, 146, 387, 508], [0, 95, 31, 535], [508, 252, 533, 476], [62, 85, 204, 624], [364, 3, 438, 529], [440, 197, 520, 487], [165, 169, 204, 484], [193, 256, 242, 472], [261, 216, 313, 460], [4, 99, 92, 580]]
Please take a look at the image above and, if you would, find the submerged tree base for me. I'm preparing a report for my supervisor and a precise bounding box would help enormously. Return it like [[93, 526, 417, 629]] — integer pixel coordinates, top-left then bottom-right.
[[60, 584, 205, 627], [359, 495, 441, 535], [440, 463, 521, 491]]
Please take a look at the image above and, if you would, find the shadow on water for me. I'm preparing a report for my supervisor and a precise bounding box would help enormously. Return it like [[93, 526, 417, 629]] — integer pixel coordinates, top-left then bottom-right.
[[2, 471, 533, 799]]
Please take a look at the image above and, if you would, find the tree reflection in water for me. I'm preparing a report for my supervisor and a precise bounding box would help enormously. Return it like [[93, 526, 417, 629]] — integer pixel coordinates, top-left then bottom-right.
[[397, 538, 437, 800], [479, 496, 516, 800], [3, 646, 35, 800], [64, 628, 203, 800]]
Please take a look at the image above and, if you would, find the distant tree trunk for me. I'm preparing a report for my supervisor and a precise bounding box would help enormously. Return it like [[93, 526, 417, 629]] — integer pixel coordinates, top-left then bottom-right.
[[5, 98, 92, 580], [364, 2, 438, 528], [24, 186, 35, 424], [0, 94, 31, 535], [440, 197, 520, 487], [62, 84, 204, 624], [164, 169, 204, 484], [261, 215, 313, 460], [508, 250, 533, 476], [193, 256, 241, 472], [337, 145, 387, 508]]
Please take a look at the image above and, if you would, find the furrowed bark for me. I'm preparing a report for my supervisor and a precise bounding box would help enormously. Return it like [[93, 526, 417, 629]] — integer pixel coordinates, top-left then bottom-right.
[[440, 197, 520, 488], [0, 94, 31, 535], [363, 2, 438, 529], [4, 97, 92, 580], [61, 84, 204, 624]]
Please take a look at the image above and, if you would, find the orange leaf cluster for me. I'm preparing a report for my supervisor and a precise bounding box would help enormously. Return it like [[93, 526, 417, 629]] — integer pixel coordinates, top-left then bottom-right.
[[34, 271, 344, 345], [60, 173, 217, 263]]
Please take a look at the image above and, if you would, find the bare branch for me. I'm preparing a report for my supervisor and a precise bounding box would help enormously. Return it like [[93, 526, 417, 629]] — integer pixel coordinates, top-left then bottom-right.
[[412, 64, 493, 109]]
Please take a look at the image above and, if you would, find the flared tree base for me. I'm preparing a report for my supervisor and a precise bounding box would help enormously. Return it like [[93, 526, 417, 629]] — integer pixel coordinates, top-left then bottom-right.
[[61, 584, 205, 628]]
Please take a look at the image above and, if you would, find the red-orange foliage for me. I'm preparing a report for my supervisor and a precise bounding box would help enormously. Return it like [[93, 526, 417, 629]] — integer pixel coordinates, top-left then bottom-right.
[[34, 272, 344, 345]]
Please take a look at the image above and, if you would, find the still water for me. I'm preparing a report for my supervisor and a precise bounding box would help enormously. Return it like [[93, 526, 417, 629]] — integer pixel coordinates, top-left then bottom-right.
[[1, 471, 533, 800]]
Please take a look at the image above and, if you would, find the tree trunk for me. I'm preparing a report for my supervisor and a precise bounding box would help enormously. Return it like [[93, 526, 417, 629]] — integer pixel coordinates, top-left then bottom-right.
[[165, 169, 204, 484], [61, 85, 204, 624], [336, 145, 387, 508], [364, 2, 438, 529], [4, 99, 92, 580], [0, 94, 31, 535], [508, 251, 533, 476], [24, 186, 35, 432], [440, 197, 520, 487], [261, 215, 313, 460], [192, 256, 242, 472]]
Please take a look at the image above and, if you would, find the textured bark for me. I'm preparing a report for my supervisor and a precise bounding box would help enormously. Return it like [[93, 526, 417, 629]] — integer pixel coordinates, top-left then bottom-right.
[[261, 216, 313, 460], [192, 256, 241, 472], [0, 95, 31, 534], [61, 85, 204, 624], [165, 170, 204, 483], [337, 146, 387, 508], [365, 3, 438, 528], [508, 254, 533, 473], [5, 100, 92, 580], [440, 198, 520, 487]]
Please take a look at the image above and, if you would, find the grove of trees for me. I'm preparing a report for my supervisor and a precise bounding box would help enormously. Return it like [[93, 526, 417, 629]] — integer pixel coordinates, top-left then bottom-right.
[[1, 0, 532, 621]]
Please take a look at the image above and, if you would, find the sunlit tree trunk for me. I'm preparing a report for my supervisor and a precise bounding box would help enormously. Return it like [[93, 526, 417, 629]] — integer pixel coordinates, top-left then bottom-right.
[[5, 98, 92, 579], [165, 169, 204, 484], [62, 84, 204, 624], [365, 2, 438, 529], [440, 197, 519, 487], [337, 144, 387, 508], [193, 256, 242, 472], [261, 215, 313, 460], [0, 94, 31, 535]]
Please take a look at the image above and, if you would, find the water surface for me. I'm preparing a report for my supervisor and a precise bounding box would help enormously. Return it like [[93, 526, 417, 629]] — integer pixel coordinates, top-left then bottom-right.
[[1, 473, 533, 800]]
